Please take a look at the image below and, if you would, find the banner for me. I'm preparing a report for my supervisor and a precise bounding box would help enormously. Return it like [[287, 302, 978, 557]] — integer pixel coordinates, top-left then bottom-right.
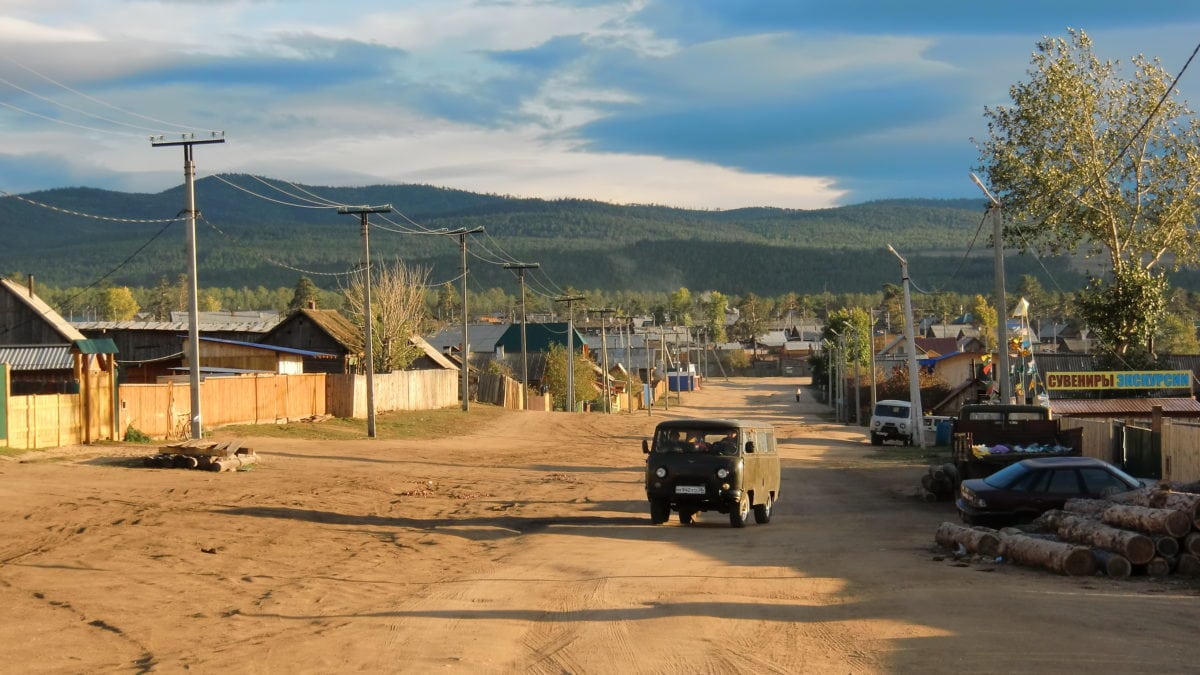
[[1045, 370, 1192, 391]]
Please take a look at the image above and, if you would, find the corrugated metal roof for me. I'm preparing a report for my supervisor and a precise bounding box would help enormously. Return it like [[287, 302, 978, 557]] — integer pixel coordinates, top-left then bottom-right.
[[72, 320, 277, 333], [1049, 397, 1200, 417], [0, 345, 73, 370]]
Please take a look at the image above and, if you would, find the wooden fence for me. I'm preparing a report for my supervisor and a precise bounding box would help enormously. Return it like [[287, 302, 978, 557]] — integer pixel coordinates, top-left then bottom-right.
[[3, 370, 116, 450], [325, 369, 459, 418], [120, 373, 328, 440], [1162, 420, 1200, 483], [1059, 417, 1119, 463], [476, 372, 526, 410]]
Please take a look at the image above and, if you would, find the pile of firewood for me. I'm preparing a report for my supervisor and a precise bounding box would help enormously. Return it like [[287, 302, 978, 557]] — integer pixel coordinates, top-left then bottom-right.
[[143, 439, 259, 473], [934, 481, 1200, 579], [920, 463, 960, 502]]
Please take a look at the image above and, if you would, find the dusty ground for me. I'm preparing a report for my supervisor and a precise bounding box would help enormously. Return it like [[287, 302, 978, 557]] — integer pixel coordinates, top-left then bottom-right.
[[2, 377, 1198, 674]]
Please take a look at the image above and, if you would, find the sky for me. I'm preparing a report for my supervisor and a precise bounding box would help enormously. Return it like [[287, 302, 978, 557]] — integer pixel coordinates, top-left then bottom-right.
[[2, 1, 1200, 210]]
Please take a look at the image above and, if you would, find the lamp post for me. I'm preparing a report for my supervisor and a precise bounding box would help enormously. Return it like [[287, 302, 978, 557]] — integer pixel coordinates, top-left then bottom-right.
[[887, 244, 926, 449], [971, 173, 1011, 403]]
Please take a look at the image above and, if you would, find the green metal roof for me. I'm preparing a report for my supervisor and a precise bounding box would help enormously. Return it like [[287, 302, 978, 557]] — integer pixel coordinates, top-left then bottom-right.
[[495, 322, 587, 353], [74, 338, 119, 355]]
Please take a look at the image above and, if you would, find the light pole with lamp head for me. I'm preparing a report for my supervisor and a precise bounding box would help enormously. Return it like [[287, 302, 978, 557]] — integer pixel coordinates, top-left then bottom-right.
[[886, 245, 926, 449], [971, 173, 1011, 404]]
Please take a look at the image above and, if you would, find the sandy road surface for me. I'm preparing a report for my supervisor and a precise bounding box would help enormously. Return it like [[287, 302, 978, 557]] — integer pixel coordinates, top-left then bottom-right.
[[2, 377, 1198, 673]]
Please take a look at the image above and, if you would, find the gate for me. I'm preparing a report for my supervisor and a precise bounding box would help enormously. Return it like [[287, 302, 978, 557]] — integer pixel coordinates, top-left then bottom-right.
[[1124, 424, 1161, 479]]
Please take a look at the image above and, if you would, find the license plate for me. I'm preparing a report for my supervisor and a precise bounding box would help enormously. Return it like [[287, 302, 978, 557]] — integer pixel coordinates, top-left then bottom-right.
[[675, 485, 705, 495]]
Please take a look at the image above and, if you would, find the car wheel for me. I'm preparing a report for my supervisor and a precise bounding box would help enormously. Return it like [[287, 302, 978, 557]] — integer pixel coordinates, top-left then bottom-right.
[[729, 493, 751, 528], [753, 494, 773, 524], [904, 434, 913, 447], [870, 433, 883, 446], [650, 499, 670, 524], [679, 508, 696, 525]]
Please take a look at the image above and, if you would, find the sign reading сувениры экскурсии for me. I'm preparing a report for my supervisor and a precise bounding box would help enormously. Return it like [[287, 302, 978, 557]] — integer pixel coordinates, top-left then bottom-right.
[[1044, 371, 1192, 390]]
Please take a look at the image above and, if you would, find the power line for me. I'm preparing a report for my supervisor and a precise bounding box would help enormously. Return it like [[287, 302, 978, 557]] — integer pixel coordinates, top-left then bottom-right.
[[0, 187, 186, 223], [2, 54, 205, 132]]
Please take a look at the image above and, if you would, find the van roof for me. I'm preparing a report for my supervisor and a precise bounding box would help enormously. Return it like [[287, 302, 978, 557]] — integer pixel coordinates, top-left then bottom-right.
[[875, 399, 910, 406], [653, 418, 771, 431]]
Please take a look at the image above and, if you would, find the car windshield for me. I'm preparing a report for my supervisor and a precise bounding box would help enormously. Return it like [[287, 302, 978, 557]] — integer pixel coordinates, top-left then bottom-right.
[[983, 461, 1033, 489], [874, 403, 908, 417], [655, 428, 740, 455]]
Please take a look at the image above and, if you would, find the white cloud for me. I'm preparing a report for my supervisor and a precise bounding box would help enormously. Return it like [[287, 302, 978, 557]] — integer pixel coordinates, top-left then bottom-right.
[[0, 16, 103, 43]]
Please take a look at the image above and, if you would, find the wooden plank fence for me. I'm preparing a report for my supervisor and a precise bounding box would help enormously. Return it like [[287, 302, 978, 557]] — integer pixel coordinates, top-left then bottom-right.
[[325, 369, 459, 418], [1163, 420, 1200, 483], [120, 374, 328, 440], [1059, 417, 1119, 464], [3, 372, 116, 450], [476, 372, 526, 410]]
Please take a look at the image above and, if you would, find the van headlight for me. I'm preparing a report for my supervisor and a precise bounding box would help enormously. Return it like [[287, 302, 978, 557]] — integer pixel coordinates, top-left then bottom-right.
[[716, 468, 729, 479], [899, 422, 907, 429], [655, 467, 668, 478]]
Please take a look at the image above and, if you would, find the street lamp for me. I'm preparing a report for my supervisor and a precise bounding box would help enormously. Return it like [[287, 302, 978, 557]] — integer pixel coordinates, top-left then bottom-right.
[[886, 244, 926, 449], [971, 173, 1011, 403]]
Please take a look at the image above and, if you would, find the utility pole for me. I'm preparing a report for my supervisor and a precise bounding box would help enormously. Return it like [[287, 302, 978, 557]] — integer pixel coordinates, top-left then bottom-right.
[[449, 227, 485, 411], [971, 173, 1011, 404], [589, 308, 616, 413], [504, 262, 539, 410], [618, 315, 633, 415], [853, 324, 862, 426], [152, 131, 224, 440], [555, 295, 586, 412], [887, 244, 926, 449], [338, 203, 393, 438]]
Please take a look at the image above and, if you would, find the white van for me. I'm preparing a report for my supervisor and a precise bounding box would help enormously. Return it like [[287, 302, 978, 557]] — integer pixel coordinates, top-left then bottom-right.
[[870, 399, 913, 446]]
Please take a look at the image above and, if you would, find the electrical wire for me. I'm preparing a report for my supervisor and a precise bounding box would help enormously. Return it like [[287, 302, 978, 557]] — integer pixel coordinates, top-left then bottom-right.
[[0, 98, 145, 138], [0, 187, 186, 223], [207, 173, 341, 209], [2, 54, 204, 132], [0, 73, 167, 134], [197, 213, 359, 278], [0, 217, 180, 339]]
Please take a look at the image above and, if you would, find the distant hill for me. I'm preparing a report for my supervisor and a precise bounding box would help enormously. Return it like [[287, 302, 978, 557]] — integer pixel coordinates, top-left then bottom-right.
[[0, 176, 1088, 294]]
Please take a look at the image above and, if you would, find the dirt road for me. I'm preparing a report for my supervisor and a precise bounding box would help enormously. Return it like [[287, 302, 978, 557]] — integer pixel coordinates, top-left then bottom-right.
[[2, 377, 1198, 673]]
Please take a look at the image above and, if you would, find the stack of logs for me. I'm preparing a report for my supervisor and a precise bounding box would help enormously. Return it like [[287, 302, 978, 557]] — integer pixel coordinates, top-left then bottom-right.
[[143, 439, 259, 473], [921, 463, 960, 502], [934, 481, 1200, 578]]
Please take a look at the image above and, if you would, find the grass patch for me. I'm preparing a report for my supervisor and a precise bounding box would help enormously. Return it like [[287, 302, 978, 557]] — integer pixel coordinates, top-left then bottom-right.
[[214, 404, 512, 441]]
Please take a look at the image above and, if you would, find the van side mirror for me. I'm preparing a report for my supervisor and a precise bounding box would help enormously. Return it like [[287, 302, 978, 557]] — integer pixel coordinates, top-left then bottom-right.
[[642, 439, 650, 454], [744, 441, 755, 453]]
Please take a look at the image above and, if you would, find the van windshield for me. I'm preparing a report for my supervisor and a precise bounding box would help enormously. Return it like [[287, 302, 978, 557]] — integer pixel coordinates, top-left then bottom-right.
[[874, 403, 909, 417], [655, 428, 740, 455]]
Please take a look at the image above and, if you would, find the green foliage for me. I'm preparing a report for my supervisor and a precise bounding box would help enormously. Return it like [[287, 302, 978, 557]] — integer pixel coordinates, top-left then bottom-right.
[[977, 28, 1200, 355], [1076, 267, 1168, 357], [541, 343, 595, 410], [102, 286, 139, 320], [123, 426, 152, 443]]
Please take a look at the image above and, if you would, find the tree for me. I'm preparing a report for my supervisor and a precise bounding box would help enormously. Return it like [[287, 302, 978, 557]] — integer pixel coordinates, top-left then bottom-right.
[[147, 276, 174, 321], [341, 260, 431, 373], [702, 291, 728, 343], [102, 286, 139, 321], [669, 287, 693, 326], [288, 276, 320, 311], [541, 343, 595, 410], [976, 29, 1200, 356], [972, 294, 998, 352], [731, 293, 764, 343], [1154, 312, 1200, 356]]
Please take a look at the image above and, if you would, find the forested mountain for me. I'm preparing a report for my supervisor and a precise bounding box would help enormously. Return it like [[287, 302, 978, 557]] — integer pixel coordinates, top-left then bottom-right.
[[0, 175, 1136, 296]]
